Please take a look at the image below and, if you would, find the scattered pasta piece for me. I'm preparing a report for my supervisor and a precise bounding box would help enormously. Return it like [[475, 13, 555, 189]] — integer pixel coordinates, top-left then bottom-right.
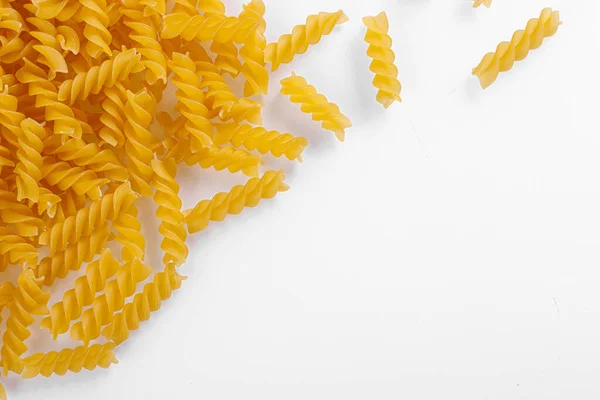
[[472, 7, 561, 89], [473, 0, 492, 8], [280, 72, 352, 142], [362, 12, 402, 108]]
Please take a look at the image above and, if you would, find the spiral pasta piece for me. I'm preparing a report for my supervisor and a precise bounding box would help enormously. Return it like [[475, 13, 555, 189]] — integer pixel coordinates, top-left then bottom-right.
[[472, 8, 561, 89], [185, 170, 289, 234], [70, 259, 152, 344], [113, 202, 146, 262], [21, 343, 117, 379], [42, 157, 109, 200], [35, 187, 61, 219], [362, 12, 402, 108], [27, 17, 69, 80], [198, 0, 225, 14], [99, 82, 127, 148], [186, 145, 262, 177], [152, 159, 188, 268], [168, 52, 213, 151], [280, 72, 351, 141], [78, 0, 112, 57], [0, 84, 25, 147], [102, 264, 186, 344], [1, 269, 50, 375], [196, 60, 238, 117], [473, 0, 492, 8], [219, 97, 263, 125], [265, 10, 348, 71], [31, 0, 80, 21], [215, 123, 308, 161], [39, 182, 138, 255], [36, 223, 112, 286], [0, 188, 45, 237], [41, 249, 120, 337], [239, 0, 268, 96], [210, 41, 241, 77], [123, 89, 159, 197], [57, 48, 142, 105], [15, 118, 45, 203], [122, 0, 167, 84], [161, 12, 260, 44], [0, 227, 37, 268]]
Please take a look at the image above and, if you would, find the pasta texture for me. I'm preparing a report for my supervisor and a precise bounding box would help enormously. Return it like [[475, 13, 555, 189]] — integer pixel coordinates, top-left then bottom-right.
[[472, 8, 561, 89], [280, 72, 352, 141], [362, 12, 402, 108]]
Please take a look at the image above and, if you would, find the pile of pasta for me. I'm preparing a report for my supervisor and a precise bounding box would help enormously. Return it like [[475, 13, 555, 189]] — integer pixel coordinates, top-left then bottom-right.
[[0, 0, 405, 397]]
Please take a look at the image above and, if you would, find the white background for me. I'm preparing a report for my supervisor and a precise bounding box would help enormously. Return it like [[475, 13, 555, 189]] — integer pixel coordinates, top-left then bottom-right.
[[11, 0, 600, 399]]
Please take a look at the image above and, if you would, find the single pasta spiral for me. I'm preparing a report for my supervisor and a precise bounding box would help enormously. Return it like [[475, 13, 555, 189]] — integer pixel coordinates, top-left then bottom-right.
[[102, 264, 186, 345], [123, 89, 159, 197], [99, 83, 127, 148], [185, 170, 289, 234], [21, 343, 117, 379], [27, 17, 69, 80], [78, 0, 112, 57], [32, 0, 80, 21], [1, 269, 50, 375], [0, 188, 45, 237], [280, 72, 351, 141], [265, 10, 348, 71], [472, 8, 561, 89], [215, 123, 308, 161], [39, 182, 138, 255], [220, 97, 263, 125], [168, 52, 213, 151], [113, 203, 146, 262], [185, 145, 262, 177], [161, 12, 261, 44], [41, 157, 110, 200], [41, 249, 120, 337], [152, 159, 188, 268], [196, 60, 238, 117], [211, 41, 241, 77], [362, 12, 402, 108], [0, 227, 37, 268], [473, 0, 492, 8], [70, 259, 153, 344], [57, 48, 142, 105], [239, 0, 268, 96], [15, 118, 46, 203], [36, 223, 113, 286]]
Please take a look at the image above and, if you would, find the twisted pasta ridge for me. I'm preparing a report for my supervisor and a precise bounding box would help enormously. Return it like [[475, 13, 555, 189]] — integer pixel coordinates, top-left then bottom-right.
[[472, 8, 560, 89], [161, 12, 260, 44], [113, 202, 146, 262], [239, 0, 268, 96], [36, 223, 112, 286], [0, 227, 37, 268], [211, 41, 241, 77], [197, 0, 225, 14], [26, 17, 69, 80], [168, 52, 213, 151], [185, 170, 289, 234], [102, 264, 186, 344], [473, 0, 492, 8], [1, 269, 50, 375], [45, 136, 127, 181], [219, 97, 263, 125], [15, 118, 45, 203], [78, 0, 112, 57], [362, 12, 402, 108], [41, 249, 120, 337], [172, 0, 200, 15], [186, 145, 262, 177], [280, 72, 351, 141], [99, 83, 127, 147], [15, 58, 83, 138], [57, 48, 142, 105], [265, 10, 348, 71], [0, 188, 45, 237], [31, 0, 80, 21], [152, 159, 188, 268], [122, 0, 167, 84], [35, 187, 61, 219], [42, 157, 109, 200], [215, 123, 308, 161], [124, 89, 158, 197], [22, 343, 117, 379], [70, 259, 152, 344], [0, 85, 25, 148], [196, 60, 237, 117], [39, 182, 138, 255]]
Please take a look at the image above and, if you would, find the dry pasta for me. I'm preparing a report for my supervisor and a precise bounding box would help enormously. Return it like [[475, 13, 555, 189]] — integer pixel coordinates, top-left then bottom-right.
[[473, 0, 492, 8], [472, 8, 561, 89]]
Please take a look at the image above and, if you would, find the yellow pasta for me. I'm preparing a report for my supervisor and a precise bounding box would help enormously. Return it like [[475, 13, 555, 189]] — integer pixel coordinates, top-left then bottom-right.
[[280, 72, 351, 141], [473, 0, 492, 8], [265, 10, 348, 71], [185, 170, 289, 234], [239, 0, 268, 95], [473, 8, 561, 89], [15, 118, 45, 203], [362, 12, 402, 108]]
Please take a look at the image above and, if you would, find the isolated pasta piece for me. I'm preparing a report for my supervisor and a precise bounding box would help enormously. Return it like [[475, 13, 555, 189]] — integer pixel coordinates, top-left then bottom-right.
[[472, 7, 561, 89], [162, 12, 261, 44], [265, 10, 348, 71], [473, 0, 492, 8], [362, 12, 402, 108], [280, 72, 351, 141]]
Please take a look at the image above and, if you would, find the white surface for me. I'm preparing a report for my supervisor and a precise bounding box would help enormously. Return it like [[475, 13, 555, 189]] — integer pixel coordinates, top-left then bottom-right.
[[13, 0, 600, 399]]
